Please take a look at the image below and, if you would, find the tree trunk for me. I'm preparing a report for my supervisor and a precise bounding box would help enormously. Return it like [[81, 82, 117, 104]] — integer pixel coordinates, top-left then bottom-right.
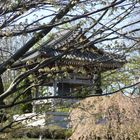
[[21, 78, 33, 113], [0, 76, 6, 122]]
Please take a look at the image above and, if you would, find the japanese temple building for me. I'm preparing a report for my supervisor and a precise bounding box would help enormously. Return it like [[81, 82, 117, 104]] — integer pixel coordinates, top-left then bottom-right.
[[12, 26, 126, 96]]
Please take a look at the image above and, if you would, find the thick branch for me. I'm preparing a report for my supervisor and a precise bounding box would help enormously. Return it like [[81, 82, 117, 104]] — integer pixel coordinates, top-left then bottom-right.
[[0, 0, 79, 75]]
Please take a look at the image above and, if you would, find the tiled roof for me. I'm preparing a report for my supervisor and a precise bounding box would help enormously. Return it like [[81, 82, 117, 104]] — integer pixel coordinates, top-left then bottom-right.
[[12, 26, 126, 70], [39, 27, 125, 69]]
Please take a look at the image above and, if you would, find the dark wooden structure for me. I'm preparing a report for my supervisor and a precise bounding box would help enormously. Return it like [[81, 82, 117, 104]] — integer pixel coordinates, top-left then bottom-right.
[[12, 26, 125, 96]]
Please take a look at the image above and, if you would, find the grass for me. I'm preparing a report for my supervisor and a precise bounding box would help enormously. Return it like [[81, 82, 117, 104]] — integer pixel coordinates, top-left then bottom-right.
[[56, 108, 69, 112], [10, 123, 71, 140], [2, 138, 43, 140], [11, 138, 63, 140]]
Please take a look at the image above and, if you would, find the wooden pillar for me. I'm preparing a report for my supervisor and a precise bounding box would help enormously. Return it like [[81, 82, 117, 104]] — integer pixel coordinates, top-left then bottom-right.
[[53, 80, 57, 96], [94, 73, 102, 94], [53, 62, 58, 96], [32, 87, 39, 113], [51, 80, 57, 110], [58, 83, 70, 96]]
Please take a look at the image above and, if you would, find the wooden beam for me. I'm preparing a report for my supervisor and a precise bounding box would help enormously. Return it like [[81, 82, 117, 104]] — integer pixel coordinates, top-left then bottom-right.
[[94, 73, 102, 94]]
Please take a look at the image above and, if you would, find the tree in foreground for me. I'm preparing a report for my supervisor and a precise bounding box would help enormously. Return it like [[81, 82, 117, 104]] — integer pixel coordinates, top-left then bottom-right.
[[69, 93, 140, 140], [0, 0, 140, 137]]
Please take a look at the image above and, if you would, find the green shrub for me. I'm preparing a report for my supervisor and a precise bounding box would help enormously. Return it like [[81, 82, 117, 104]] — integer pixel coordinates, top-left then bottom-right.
[[11, 125, 72, 139]]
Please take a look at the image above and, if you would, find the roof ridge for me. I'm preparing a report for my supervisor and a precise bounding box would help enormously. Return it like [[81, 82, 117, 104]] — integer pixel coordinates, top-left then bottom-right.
[[41, 26, 82, 49]]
